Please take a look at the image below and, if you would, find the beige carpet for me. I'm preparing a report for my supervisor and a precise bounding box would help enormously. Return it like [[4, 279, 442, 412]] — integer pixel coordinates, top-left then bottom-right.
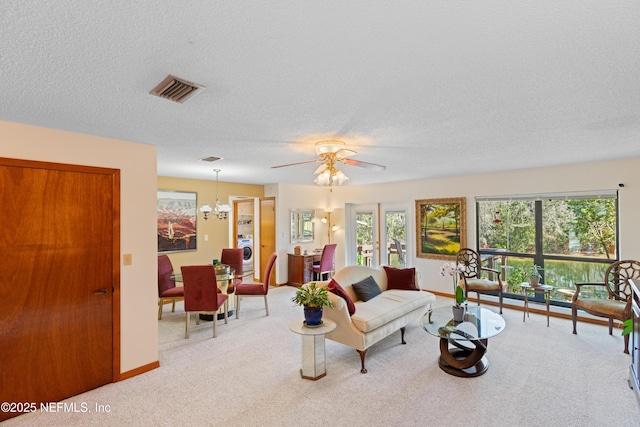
[[4, 286, 639, 426]]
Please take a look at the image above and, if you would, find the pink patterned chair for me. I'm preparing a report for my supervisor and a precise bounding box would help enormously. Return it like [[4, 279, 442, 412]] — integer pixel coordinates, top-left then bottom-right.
[[181, 265, 229, 338]]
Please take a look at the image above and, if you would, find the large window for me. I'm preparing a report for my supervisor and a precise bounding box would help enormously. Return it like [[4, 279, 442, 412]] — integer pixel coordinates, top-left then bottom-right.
[[476, 191, 618, 305]]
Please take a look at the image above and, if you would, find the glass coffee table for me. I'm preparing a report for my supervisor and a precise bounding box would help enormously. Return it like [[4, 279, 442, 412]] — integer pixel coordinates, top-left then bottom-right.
[[421, 305, 505, 377]]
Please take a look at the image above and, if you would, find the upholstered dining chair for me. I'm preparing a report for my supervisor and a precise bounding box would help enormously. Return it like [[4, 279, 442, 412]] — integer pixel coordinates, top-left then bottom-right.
[[158, 254, 184, 320], [572, 259, 640, 353], [456, 248, 504, 314], [221, 248, 244, 293], [181, 265, 228, 339], [235, 252, 277, 318], [312, 243, 337, 281]]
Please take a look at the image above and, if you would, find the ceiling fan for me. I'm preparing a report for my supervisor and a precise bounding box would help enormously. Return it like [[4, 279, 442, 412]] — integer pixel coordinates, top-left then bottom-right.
[[271, 140, 386, 187]]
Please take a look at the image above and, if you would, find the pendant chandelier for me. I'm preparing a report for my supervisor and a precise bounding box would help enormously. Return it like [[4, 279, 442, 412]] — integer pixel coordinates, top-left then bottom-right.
[[200, 169, 231, 220]]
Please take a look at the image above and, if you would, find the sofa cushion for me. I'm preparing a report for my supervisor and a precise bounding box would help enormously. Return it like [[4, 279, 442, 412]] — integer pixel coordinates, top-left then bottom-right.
[[327, 278, 356, 315], [351, 290, 432, 333], [383, 266, 418, 291], [351, 276, 382, 302]]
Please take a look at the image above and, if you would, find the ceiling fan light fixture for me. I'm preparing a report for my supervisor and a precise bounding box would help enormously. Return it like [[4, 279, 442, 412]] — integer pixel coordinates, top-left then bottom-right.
[[334, 170, 349, 185], [314, 168, 349, 187], [314, 170, 331, 186], [272, 139, 382, 188], [315, 140, 346, 155]]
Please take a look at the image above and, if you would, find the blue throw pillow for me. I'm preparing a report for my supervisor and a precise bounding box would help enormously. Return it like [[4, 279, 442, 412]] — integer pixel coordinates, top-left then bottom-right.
[[351, 276, 382, 302]]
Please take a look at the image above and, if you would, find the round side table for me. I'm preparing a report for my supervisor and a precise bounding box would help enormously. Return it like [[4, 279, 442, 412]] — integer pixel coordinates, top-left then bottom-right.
[[289, 318, 337, 380], [521, 283, 553, 327]]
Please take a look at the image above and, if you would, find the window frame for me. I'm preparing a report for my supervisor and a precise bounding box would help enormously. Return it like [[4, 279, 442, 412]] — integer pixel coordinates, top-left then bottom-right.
[[475, 191, 619, 307]]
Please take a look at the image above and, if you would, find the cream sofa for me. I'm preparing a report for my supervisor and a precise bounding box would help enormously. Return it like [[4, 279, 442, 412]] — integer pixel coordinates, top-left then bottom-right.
[[315, 265, 435, 373]]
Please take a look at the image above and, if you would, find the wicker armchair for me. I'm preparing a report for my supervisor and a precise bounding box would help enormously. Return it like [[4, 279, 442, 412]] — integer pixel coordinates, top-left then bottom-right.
[[572, 259, 640, 353]]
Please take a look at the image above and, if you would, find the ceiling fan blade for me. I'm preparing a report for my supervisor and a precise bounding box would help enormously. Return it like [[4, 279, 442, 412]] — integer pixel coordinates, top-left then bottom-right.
[[313, 163, 328, 175], [335, 149, 357, 159], [341, 158, 387, 171], [271, 159, 322, 169]]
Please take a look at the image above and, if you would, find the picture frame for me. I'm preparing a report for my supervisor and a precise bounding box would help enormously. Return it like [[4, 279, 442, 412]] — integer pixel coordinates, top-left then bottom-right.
[[416, 197, 466, 260], [157, 190, 197, 253]]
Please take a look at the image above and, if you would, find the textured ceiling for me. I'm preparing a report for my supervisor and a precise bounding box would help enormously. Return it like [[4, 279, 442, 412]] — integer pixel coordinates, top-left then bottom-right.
[[1, 1, 639, 186]]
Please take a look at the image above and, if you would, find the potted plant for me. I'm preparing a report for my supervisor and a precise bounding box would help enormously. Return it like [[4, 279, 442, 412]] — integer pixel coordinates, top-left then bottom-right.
[[529, 264, 543, 287], [291, 282, 334, 327], [452, 284, 467, 322], [441, 262, 467, 321]]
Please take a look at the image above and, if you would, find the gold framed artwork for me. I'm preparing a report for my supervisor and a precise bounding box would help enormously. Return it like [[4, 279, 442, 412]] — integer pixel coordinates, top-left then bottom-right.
[[416, 197, 466, 260]]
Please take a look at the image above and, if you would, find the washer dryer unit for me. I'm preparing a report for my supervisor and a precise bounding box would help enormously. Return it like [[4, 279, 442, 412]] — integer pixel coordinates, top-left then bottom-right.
[[238, 238, 253, 268]]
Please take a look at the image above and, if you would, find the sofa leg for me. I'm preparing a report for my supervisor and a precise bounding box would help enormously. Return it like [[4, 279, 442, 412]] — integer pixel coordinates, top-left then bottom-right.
[[357, 350, 368, 374], [400, 327, 406, 345]]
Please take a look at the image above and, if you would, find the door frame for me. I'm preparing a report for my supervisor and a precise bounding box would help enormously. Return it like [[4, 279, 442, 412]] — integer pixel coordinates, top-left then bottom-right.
[[259, 197, 276, 281]]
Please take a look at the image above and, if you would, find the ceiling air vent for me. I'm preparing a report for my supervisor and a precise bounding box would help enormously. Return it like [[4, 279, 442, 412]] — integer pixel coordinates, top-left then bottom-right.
[[200, 156, 221, 162], [149, 75, 205, 103]]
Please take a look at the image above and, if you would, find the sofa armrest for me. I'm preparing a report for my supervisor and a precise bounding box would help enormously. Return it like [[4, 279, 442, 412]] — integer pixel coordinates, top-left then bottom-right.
[[322, 290, 367, 351]]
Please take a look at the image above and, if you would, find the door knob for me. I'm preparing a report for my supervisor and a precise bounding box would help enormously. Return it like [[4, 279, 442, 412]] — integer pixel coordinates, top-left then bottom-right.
[[94, 288, 109, 295]]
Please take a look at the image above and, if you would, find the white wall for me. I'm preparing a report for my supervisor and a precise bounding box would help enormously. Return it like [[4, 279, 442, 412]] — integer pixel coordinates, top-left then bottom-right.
[[0, 120, 158, 374], [277, 158, 640, 295]]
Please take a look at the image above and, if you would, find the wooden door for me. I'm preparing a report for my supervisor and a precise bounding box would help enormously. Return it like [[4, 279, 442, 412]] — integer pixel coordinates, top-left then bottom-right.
[[0, 158, 119, 421], [259, 197, 276, 282]]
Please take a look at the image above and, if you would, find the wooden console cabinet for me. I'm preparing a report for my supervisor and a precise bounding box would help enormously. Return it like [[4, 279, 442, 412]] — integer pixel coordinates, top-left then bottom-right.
[[287, 253, 321, 286]]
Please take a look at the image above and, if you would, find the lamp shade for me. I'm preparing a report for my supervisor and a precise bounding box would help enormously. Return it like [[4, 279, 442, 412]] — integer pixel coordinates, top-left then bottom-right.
[[218, 202, 231, 213]]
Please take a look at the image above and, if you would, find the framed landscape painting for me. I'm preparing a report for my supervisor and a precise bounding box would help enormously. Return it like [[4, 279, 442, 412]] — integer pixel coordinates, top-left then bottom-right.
[[416, 197, 466, 260], [157, 190, 197, 253]]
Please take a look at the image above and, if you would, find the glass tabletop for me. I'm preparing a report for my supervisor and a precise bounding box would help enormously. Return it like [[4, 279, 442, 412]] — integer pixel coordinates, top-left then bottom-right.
[[420, 305, 505, 341], [170, 266, 235, 282]]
